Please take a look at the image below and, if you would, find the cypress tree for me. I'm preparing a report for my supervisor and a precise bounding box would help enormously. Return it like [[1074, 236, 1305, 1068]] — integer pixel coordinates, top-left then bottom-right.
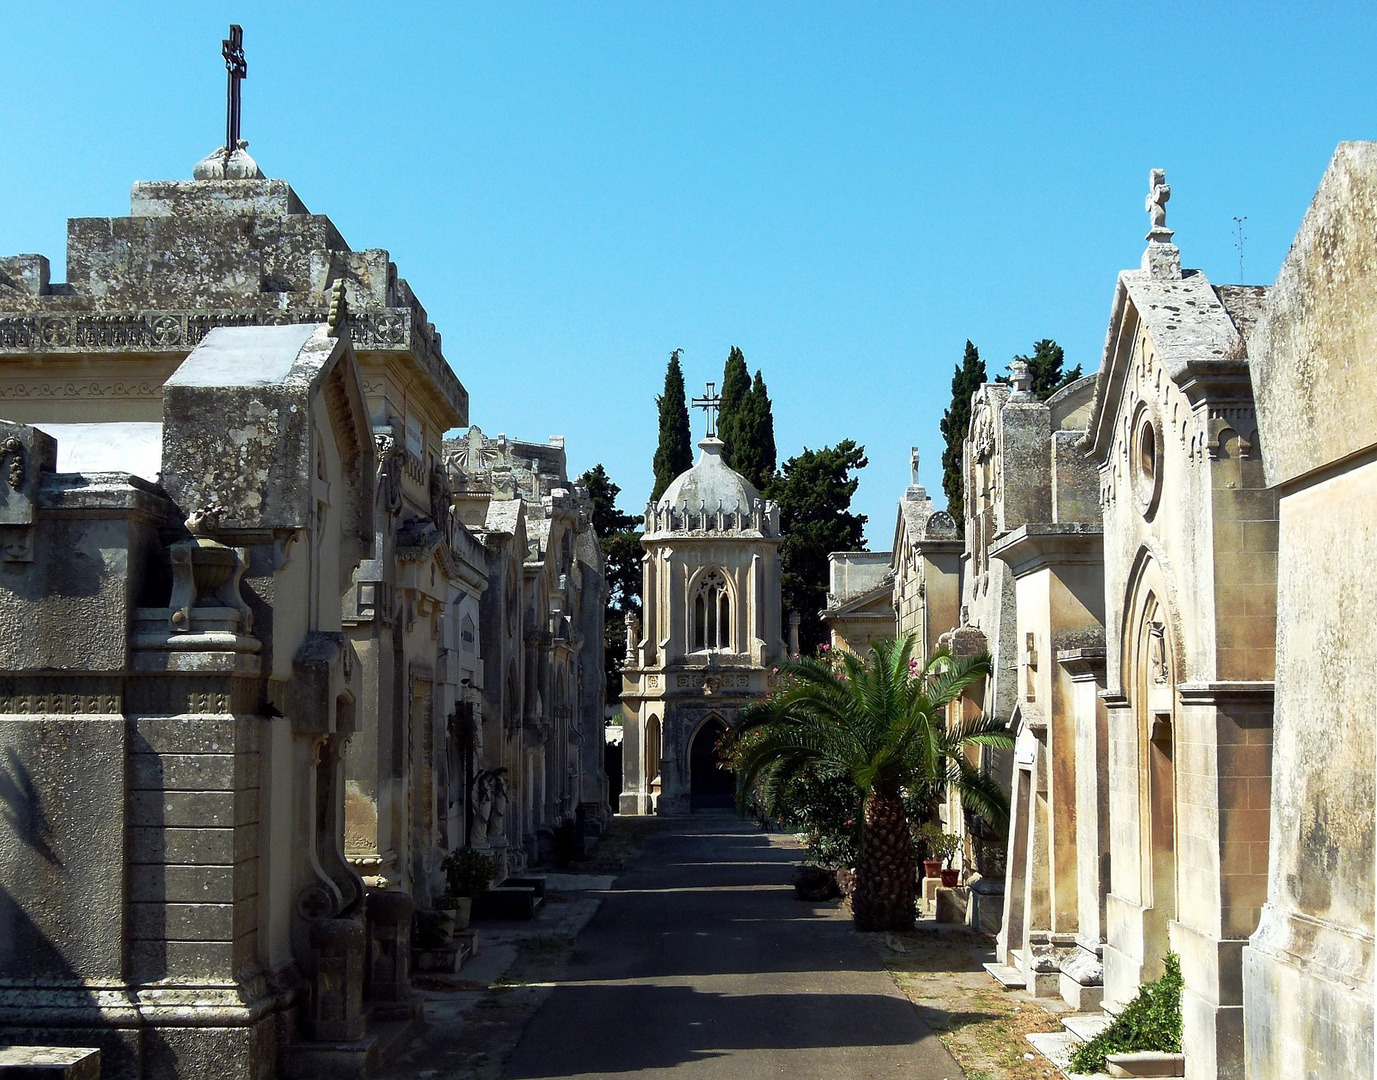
[[718, 346, 751, 466], [741, 369, 777, 490], [939, 340, 987, 528], [652, 349, 693, 501]]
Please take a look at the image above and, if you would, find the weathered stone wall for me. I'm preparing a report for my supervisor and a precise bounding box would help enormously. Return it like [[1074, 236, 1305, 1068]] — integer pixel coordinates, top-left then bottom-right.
[[1244, 141, 1377, 1080]]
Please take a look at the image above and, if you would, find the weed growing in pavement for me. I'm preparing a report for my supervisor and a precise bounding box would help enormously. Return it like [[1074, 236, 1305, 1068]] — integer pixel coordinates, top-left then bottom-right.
[[1068, 953, 1182, 1074]]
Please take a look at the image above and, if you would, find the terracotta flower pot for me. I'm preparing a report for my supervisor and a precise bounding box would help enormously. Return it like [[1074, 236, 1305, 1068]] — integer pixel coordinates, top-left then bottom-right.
[[923, 859, 942, 879], [940, 868, 959, 887]]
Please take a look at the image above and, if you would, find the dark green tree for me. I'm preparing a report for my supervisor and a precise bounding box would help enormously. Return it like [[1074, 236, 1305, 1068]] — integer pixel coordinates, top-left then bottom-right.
[[939, 340, 986, 528], [578, 464, 644, 702], [718, 347, 777, 492], [738, 370, 777, 491], [718, 346, 751, 458], [766, 440, 868, 654], [1015, 338, 1082, 400], [651, 350, 693, 501]]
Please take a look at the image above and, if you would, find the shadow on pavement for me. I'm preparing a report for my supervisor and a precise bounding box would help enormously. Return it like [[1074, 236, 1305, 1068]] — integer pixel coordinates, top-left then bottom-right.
[[503, 983, 925, 1077]]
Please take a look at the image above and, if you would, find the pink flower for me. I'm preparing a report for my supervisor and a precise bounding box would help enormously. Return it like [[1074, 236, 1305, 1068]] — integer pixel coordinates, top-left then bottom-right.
[[821, 643, 831, 652]]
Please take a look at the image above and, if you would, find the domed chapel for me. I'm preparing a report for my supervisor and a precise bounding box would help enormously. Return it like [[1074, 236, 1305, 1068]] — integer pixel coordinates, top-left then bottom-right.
[[619, 387, 787, 814]]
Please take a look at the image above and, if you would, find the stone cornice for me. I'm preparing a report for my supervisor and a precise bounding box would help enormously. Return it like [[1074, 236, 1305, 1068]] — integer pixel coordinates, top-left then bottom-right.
[[990, 522, 1103, 577], [0, 306, 466, 427]]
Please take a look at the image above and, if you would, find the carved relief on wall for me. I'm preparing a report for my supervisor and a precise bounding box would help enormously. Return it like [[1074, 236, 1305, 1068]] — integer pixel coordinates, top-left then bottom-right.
[[675, 672, 750, 691]]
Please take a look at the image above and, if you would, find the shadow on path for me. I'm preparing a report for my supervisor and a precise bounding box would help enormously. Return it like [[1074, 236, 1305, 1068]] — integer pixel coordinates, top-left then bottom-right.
[[502, 816, 961, 1080]]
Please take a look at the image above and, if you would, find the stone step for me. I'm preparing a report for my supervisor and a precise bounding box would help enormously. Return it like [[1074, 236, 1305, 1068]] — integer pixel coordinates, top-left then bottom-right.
[[1025, 1031, 1099, 1079], [1063, 1011, 1114, 1044], [1105, 1052, 1185, 1078], [982, 961, 1026, 989]]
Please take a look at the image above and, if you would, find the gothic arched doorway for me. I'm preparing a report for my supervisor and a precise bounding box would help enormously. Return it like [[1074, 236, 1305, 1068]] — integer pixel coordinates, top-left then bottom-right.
[[1129, 567, 1178, 983], [689, 717, 735, 811]]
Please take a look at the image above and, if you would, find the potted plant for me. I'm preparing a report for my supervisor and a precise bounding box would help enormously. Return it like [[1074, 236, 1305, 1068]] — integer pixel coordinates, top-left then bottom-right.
[[439, 847, 498, 931], [932, 830, 962, 886], [913, 822, 946, 880]]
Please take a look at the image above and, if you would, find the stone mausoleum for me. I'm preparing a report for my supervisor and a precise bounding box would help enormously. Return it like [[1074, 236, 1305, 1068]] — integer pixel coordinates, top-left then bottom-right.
[[619, 412, 785, 815], [0, 111, 605, 1078]]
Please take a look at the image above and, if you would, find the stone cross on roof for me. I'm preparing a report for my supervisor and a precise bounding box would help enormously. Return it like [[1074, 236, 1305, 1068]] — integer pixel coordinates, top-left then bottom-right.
[[691, 382, 722, 440], [910, 447, 920, 486], [222, 25, 247, 153]]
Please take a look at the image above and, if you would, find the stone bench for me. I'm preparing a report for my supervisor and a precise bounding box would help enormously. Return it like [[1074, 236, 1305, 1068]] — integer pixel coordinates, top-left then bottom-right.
[[0, 1046, 100, 1079]]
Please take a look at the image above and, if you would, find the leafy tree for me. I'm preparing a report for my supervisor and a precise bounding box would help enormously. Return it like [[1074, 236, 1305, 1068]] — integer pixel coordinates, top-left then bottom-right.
[[580, 463, 637, 537], [718, 346, 751, 454], [726, 637, 1011, 931], [578, 464, 644, 702], [939, 341, 986, 528], [1015, 337, 1082, 400], [766, 440, 868, 654], [651, 350, 693, 501]]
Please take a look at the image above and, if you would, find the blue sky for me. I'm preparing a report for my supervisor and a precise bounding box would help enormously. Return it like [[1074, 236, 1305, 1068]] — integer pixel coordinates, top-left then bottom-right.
[[2, 3, 1375, 541]]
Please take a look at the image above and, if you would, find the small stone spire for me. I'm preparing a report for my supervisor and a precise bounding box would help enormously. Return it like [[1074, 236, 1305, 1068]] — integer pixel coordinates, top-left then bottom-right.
[[1142, 168, 1181, 280]]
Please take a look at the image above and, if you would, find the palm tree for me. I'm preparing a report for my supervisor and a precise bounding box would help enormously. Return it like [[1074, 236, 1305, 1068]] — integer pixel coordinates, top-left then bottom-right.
[[729, 635, 1011, 931]]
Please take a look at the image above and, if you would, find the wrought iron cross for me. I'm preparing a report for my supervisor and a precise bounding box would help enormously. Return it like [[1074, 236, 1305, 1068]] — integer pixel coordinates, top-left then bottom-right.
[[691, 382, 721, 439], [222, 24, 247, 151]]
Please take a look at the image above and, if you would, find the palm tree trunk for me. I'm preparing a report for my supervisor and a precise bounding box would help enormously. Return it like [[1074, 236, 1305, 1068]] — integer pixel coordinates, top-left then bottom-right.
[[852, 790, 915, 931]]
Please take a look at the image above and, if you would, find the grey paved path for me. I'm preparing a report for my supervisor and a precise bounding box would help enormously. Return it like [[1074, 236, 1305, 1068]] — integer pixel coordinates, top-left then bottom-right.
[[503, 815, 962, 1079]]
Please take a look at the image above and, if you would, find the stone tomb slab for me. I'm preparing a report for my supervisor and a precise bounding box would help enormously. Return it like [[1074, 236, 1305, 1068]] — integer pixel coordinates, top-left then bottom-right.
[[0, 1046, 100, 1079]]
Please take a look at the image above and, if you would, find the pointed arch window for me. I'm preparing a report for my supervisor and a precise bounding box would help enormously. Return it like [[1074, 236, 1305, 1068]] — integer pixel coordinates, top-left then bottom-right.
[[691, 569, 732, 651]]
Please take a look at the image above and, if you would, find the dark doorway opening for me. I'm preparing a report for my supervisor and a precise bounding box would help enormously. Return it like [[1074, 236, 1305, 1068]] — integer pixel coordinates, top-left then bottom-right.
[[690, 718, 735, 811]]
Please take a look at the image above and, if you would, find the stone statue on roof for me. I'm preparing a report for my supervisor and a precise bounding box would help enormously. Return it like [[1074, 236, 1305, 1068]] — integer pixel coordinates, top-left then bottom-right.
[[1146, 169, 1172, 234]]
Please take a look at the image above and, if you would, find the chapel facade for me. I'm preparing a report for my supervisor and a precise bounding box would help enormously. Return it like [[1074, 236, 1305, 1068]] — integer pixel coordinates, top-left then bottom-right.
[[620, 429, 785, 815]]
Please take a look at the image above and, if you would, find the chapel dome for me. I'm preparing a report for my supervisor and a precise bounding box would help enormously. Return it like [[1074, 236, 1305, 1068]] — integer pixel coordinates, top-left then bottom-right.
[[657, 437, 761, 516]]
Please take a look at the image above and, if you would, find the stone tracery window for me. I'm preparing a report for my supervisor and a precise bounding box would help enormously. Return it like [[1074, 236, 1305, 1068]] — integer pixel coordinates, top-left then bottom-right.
[[691, 568, 732, 651]]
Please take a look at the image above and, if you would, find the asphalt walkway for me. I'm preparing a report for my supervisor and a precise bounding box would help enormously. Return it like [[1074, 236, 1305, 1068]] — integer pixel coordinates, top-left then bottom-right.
[[503, 815, 963, 1079]]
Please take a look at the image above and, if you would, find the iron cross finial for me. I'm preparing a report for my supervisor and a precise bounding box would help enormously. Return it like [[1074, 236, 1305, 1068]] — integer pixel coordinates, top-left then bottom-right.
[[691, 381, 722, 440], [222, 24, 247, 152]]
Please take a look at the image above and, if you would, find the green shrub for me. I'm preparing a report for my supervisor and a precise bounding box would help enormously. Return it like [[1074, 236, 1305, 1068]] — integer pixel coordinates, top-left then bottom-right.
[[441, 847, 498, 899], [1068, 953, 1182, 1075]]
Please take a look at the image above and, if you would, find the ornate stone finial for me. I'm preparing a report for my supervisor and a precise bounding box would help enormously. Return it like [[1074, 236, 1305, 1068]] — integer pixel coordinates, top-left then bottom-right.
[[1009, 358, 1034, 398], [327, 278, 349, 337], [910, 447, 920, 486], [1142, 168, 1181, 280]]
